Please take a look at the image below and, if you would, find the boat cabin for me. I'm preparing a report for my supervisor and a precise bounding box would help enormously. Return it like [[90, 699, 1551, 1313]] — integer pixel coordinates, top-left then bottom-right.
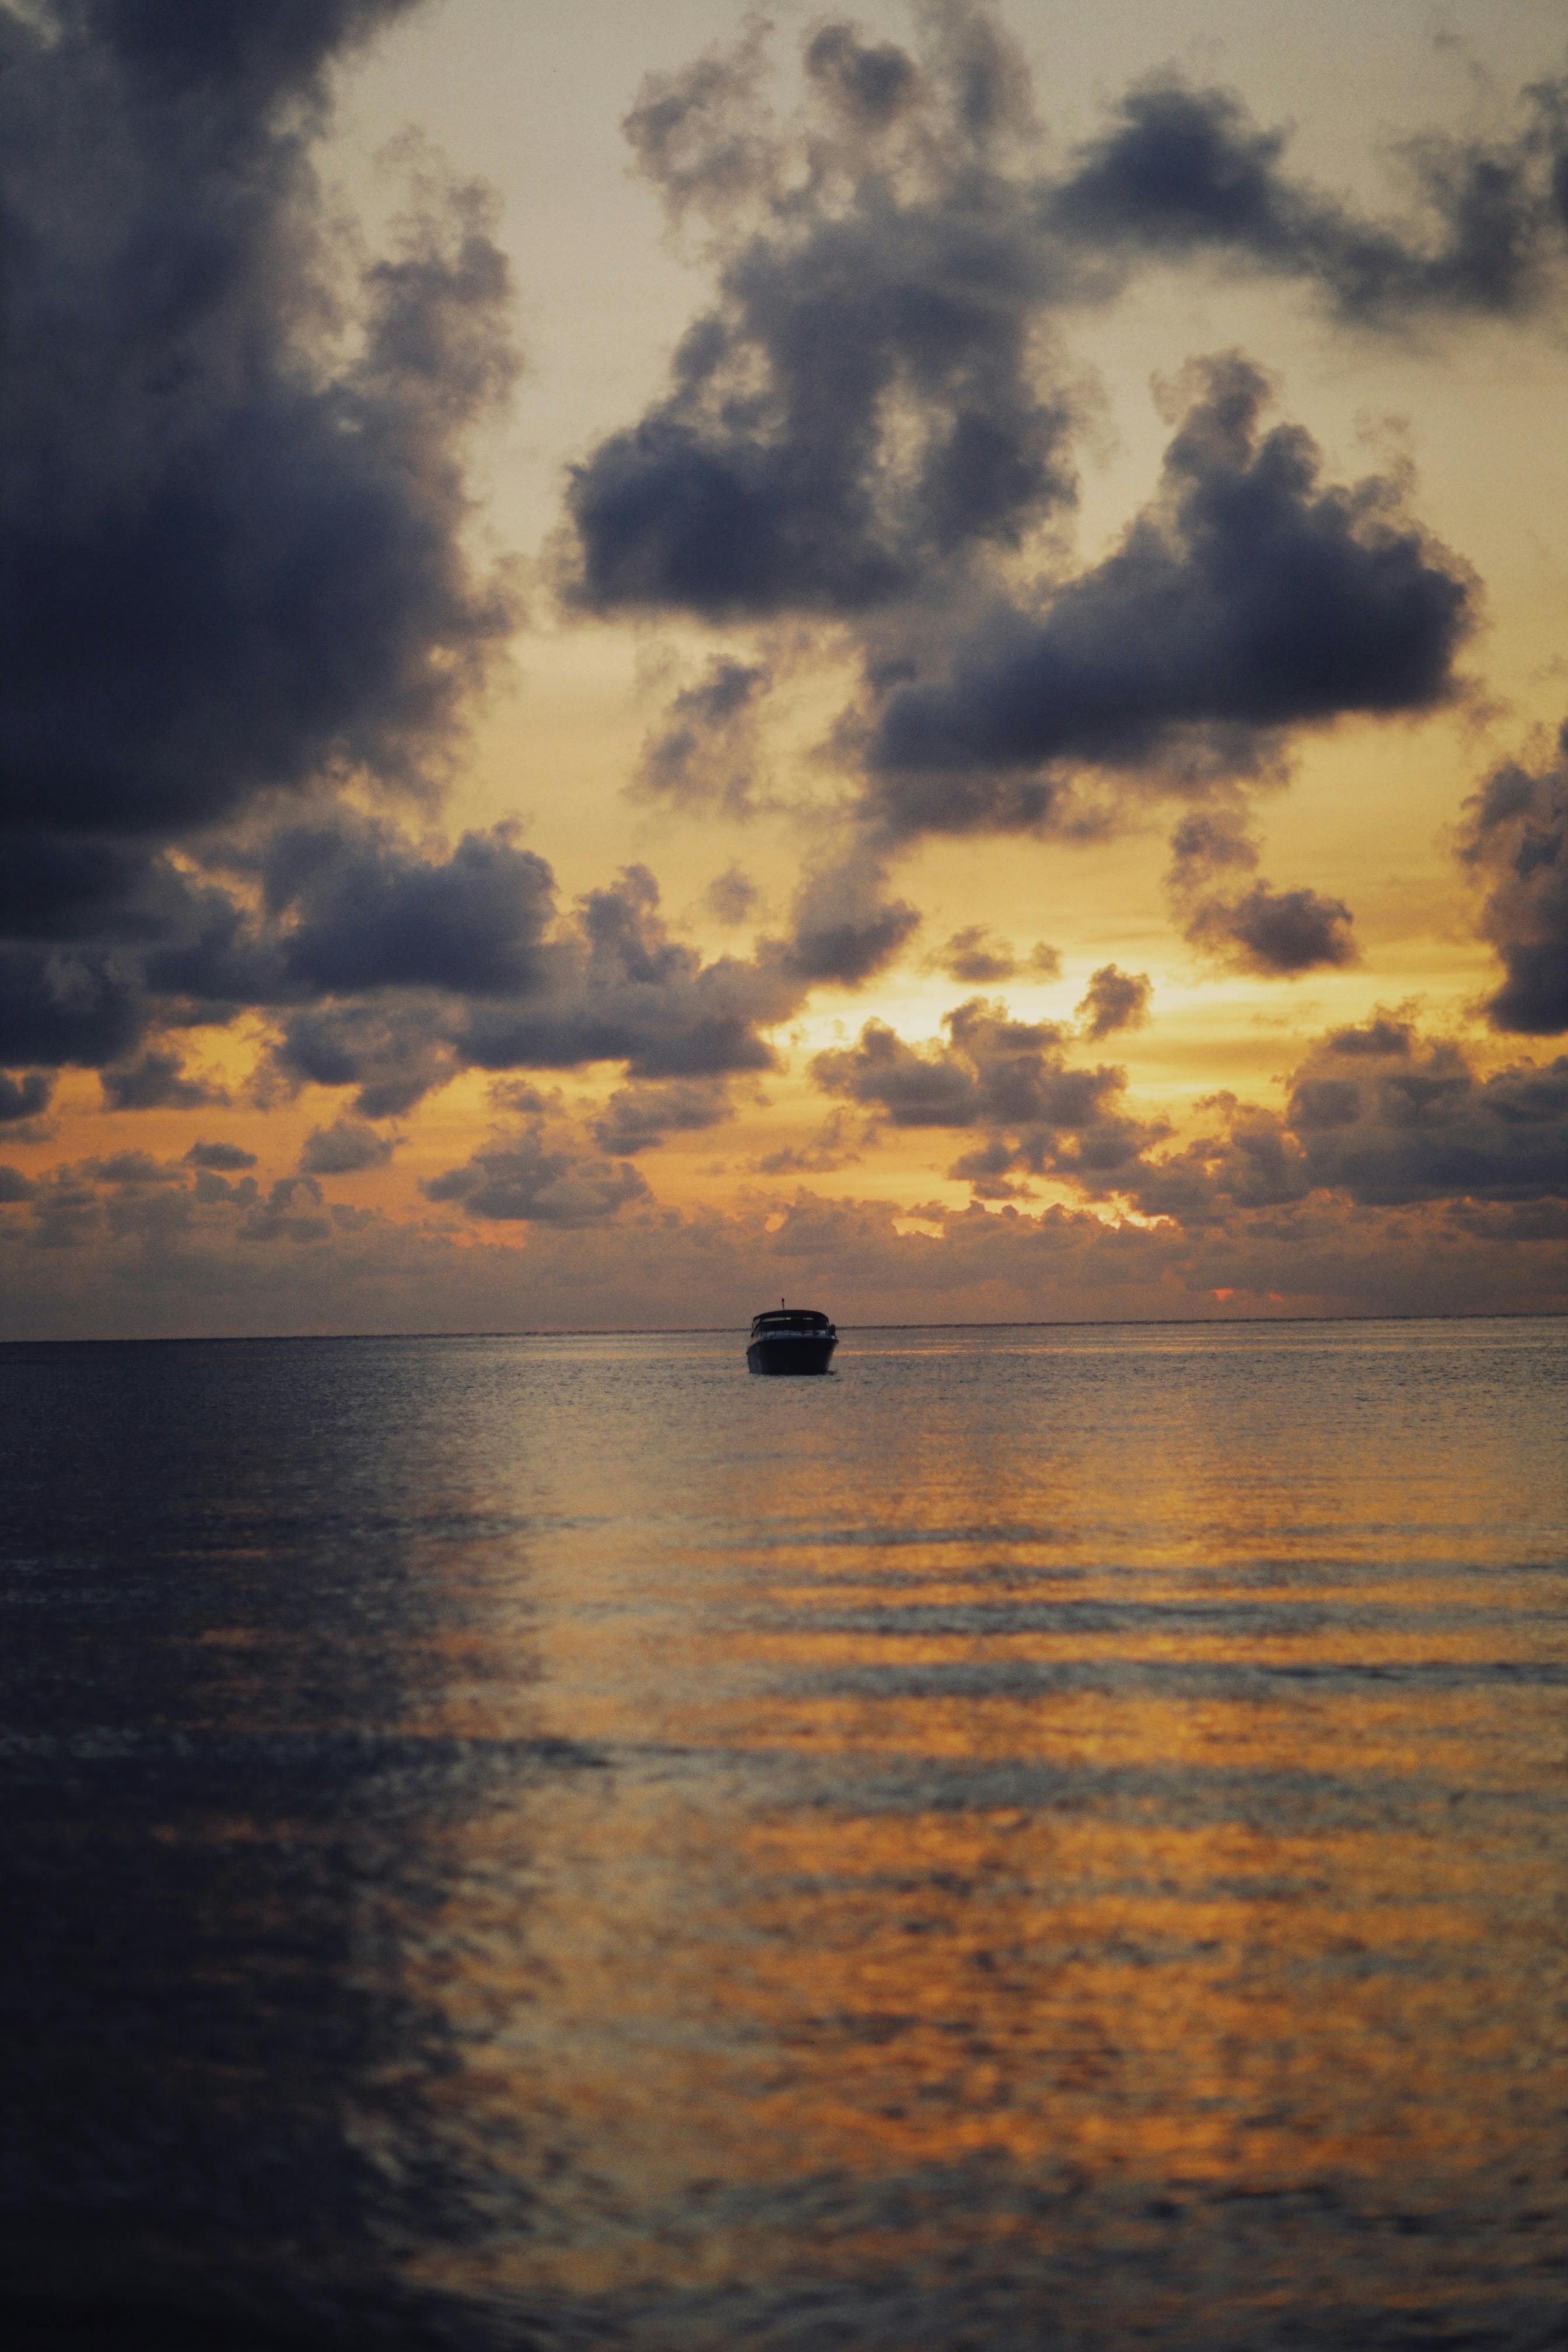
[[750, 1308, 833, 1336]]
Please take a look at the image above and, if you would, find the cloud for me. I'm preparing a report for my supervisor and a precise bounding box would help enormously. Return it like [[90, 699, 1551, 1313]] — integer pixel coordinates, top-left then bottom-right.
[[0, 1073, 52, 1125], [298, 1116, 398, 1177], [0, 0, 517, 1073], [6, 1135, 1563, 1343], [930, 928, 1065, 986], [810, 995, 1568, 1225], [1047, 72, 1568, 326], [706, 866, 760, 925], [1168, 804, 1260, 882], [867, 355, 1473, 831], [257, 861, 806, 1114], [0, 1166, 37, 1205], [1184, 881, 1356, 976], [271, 996, 459, 1119], [1164, 800, 1353, 976], [99, 1048, 225, 1111], [240, 1175, 331, 1246], [424, 1124, 651, 1225], [1287, 1024, 1568, 1206], [635, 660, 772, 817], [565, 12, 1553, 642], [590, 1079, 733, 1156], [0, 947, 148, 1070], [813, 995, 1158, 1187], [262, 816, 555, 997], [932, 926, 1017, 984], [184, 1140, 258, 1172], [776, 850, 921, 986], [564, 8, 1079, 622], [750, 1108, 863, 1175], [75, 1, 422, 102], [1460, 724, 1568, 1034], [1124, 1014, 1568, 1219], [1076, 965, 1152, 1038], [459, 865, 803, 1079]]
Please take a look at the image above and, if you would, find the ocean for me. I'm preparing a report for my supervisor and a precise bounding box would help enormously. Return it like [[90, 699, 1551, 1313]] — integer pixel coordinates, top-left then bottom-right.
[[1, 1317, 1564, 2350]]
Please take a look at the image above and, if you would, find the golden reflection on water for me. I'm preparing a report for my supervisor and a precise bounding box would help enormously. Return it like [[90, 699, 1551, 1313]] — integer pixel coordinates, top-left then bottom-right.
[[8, 1320, 1563, 2348], [364, 1323, 1568, 2342]]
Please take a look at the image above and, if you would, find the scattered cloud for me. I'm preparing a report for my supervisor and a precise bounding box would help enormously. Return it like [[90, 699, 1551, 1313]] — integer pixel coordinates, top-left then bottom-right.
[[298, 1118, 400, 1177], [636, 660, 773, 817], [184, 1141, 258, 1173], [425, 1124, 650, 1224], [591, 1079, 733, 1156], [1184, 881, 1357, 977], [1076, 965, 1153, 1038], [1460, 722, 1568, 1034], [706, 866, 760, 926], [866, 355, 1472, 834], [932, 927, 1018, 984]]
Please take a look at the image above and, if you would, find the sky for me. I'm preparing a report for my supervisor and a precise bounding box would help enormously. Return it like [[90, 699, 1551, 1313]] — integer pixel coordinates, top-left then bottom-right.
[[1, 0, 1566, 1339]]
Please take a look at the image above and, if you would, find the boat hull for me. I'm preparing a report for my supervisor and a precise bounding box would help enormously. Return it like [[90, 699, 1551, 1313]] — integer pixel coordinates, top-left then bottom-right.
[[747, 1332, 837, 1376]]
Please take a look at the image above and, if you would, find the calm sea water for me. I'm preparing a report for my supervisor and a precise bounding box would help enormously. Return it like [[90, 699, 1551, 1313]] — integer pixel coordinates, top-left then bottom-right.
[[1, 1318, 1564, 2351]]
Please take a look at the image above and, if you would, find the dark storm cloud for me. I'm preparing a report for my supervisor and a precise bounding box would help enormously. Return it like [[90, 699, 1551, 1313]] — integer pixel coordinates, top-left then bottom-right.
[[566, 9, 1556, 643], [0, 948, 148, 1070], [1460, 725, 1568, 1034], [565, 9, 1079, 622], [424, 1125, 650, 1226], [75, 0, 419, 101], [635, 661, 772, 816], [1076, 964, 1152, 1038], [272, 997, 458, 1119], [1047, 74, 1568, 324], [0, 1073, 53, 1125], [0, 0, 516, 1069], [99, 1048, 225, 1111], [1, 5, 514, 845], [867, 356, 1473, 829], [261, 818, 555, 996], [257, 862, 808, 1114], [459, 866, 803, 1080]]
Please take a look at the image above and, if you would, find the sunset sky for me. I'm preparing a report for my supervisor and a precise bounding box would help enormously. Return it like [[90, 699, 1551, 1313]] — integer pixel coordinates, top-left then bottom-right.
[[2, 0, 1566, 1338]]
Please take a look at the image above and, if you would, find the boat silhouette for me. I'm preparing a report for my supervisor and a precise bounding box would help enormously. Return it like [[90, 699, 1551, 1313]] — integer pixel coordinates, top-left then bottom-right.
[[747, 1302, 837, 1375]]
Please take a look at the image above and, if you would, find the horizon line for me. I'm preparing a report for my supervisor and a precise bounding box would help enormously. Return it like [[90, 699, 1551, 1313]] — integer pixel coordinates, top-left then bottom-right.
[[0, 1307, 1562, 1348]]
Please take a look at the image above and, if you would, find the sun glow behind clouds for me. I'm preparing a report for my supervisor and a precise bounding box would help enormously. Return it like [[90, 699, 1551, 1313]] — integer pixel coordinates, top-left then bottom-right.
[[0, 0, 1565, 1335]]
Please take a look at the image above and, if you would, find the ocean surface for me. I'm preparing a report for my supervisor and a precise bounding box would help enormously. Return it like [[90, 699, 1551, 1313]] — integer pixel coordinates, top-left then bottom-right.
[[1, 1317, 1565, 2351]]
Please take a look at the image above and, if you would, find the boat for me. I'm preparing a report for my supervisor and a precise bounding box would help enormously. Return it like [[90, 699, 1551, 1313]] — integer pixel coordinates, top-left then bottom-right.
[[747, 1303, 837, 1376]]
